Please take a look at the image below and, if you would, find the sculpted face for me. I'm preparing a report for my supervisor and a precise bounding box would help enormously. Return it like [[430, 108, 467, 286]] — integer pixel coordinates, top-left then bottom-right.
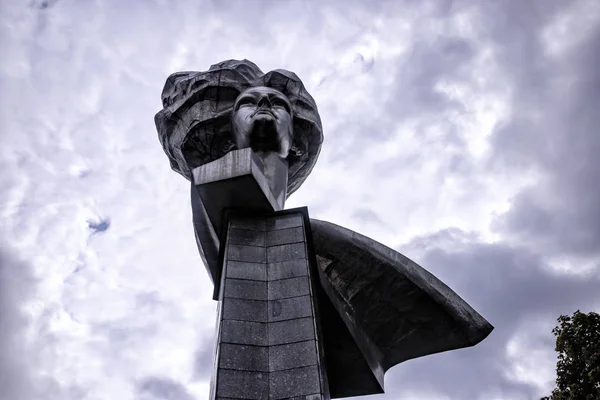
[[232, 86, 294, 158]]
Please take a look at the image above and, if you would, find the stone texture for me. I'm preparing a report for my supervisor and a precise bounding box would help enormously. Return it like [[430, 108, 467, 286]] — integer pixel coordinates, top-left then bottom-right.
[[268, 277, 310, 300], [268, 259, 308, 281], [226, 261, 267, 281], [190, 183, 221, 285], [221, 320, 268, 346], [222, 298, 268, 323], [266, 214, 303, 231], [224, 279, 267, 301], [228, 228, 266, 247], [279, 396, 323, 400], [227, 244, 266, 263], [267, 243, 306, 263], [270, 366, 322, 399], [230, 217, 267, 231], [216, 369, 268, 399], [268, 318, 316, 346], [190, 147, 289, 288], [269, 340, 318, 371], [267, 226, 304, 246], [219, 343, 268, 372], [213, 212, 327, 399], [193, 148, 288, 239], [269, 296, 313, 322]]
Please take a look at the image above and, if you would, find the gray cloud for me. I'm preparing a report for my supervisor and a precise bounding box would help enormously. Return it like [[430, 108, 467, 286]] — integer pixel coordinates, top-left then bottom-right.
[[491, 23, 600, 258], [387, 36, 473, 120], [388, 228, 600, 399], [137, 377, 197, 400], [327, 31, 474, 162], [192, 339, 215, 382], [379, 3, 600, 397], [351, 208, 387, 228], [0, 246, 36, 400], [0, 245, 86, 400], [31, 0, 59, 10], [87, 217, 111, 234], [2, 0, 599, 399]]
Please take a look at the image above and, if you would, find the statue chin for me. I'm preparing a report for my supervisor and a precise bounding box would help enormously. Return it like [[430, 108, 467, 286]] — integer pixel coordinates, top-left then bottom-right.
[[252, 121, 287, 156], [235, 118, 292, 159]]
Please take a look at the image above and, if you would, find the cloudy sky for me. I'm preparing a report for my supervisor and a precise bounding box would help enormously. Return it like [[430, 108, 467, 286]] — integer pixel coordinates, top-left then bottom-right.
[[1, 0, 599, 399]]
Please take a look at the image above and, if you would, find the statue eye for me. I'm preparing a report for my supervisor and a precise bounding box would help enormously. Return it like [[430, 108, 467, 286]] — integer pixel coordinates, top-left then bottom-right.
[[236, 97, 255, 108], [272, 98, 291, 112]]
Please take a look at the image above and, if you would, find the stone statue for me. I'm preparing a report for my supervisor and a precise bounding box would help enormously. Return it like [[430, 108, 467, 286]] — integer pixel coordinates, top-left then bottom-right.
[[231, 86, 295, 159], [155, 60, 493, 399], [155, 59, 322, 196]]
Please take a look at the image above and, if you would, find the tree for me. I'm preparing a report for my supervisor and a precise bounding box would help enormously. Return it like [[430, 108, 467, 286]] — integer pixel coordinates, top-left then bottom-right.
[[541, 310, 600, 400]]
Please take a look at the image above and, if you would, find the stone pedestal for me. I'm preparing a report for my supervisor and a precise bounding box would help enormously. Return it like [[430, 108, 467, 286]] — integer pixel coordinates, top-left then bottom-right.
[[190, 148, 288, 291], [210, 210, 329, 400]]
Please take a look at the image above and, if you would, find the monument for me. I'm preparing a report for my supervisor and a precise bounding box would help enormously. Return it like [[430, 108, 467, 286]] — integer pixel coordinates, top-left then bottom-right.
[[155, 59, 493, 399]]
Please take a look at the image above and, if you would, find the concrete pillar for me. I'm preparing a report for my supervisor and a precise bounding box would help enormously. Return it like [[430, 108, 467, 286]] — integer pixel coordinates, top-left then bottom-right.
[[210, 210, 329, 400]]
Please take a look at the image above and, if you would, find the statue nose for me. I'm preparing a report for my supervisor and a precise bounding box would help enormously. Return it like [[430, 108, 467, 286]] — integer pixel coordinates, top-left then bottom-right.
[[257, 96, 272, 108]]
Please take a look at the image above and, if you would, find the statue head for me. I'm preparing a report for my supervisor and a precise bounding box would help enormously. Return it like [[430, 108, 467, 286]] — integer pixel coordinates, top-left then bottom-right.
[[231, 86, 294, 159], [154, 59, 323, 196]]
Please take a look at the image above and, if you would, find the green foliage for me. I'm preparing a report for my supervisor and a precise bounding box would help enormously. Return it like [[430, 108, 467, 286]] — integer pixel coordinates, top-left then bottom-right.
[[542, 310, 600, 400]]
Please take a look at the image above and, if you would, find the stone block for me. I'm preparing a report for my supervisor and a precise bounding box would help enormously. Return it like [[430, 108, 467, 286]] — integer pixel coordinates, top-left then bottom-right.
[[219, 343, 268, 372], [273, 396, 323, 400], [268, 259, 308, 281], [228, 244, 266, 263], [270, 365, 321, 399], [228, 228, 266, 246], [269, 340, 318, 371], [216, 369, 268, 399], [221, 320, 268, 346], [266, 214, 303, 231], [226, 261, 267, 281], [267, 243, 306, 263], [223, 298, 268, 323], [269, 296, 313, 322], [268, 277, 310, 300], [269, 317, 316, 346], [266, 226, 304, 246], [224, 279, 267, 301], [230, 216, 267, 231], [192, 149, 286, 241]]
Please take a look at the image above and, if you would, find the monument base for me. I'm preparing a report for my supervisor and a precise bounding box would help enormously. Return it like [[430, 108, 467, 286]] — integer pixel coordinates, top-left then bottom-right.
[[210, 208, 329, 400]]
